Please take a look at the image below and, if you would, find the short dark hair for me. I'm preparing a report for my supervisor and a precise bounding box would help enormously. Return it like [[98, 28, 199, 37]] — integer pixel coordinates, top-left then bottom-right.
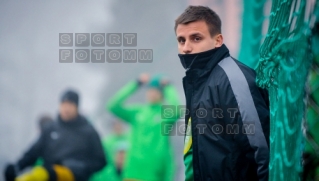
[[175, 6, 222, 37]]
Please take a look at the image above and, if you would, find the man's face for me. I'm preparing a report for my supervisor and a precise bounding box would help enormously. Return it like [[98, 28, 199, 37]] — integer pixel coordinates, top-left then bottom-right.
[[59, 101, 78, 121], [146, 88, 162, 103], [176, 20, 222, 54], [113, 122, 123, 135]]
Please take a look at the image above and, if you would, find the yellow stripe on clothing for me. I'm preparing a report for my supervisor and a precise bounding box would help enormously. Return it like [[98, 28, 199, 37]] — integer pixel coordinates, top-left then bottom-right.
[[184, 118, 192, 155]]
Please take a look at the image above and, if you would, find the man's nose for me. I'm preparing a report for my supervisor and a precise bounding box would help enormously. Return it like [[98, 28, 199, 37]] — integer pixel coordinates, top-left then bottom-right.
[[183, 41, 192, 54]]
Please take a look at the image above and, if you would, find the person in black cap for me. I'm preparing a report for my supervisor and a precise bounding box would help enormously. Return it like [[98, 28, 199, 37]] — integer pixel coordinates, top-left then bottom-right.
[[3, 89, 106, 181]]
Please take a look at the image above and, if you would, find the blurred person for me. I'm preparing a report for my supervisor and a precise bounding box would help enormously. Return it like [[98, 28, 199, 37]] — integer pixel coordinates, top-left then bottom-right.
[[175, 6, 270, 181], [107, 73, 180, 181], [90, 121, 129, 181], [113, 140, 128, 179], [3, 90, 106, 181]]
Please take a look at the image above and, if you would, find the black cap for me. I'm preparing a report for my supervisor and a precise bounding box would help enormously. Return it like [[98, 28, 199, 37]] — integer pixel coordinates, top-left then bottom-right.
[[61, 90, 79, 107]]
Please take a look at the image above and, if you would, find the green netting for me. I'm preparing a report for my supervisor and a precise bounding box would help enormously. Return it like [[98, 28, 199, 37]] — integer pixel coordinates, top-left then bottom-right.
[[239, 0, 266, 68], [252, 0, 316, 180], [303, 2, 319, 180]]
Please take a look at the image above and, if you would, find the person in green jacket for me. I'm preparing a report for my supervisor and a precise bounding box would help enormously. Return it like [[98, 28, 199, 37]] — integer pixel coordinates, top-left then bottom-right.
[[90, 121, 129, 181], [107, 73, 180, 181]]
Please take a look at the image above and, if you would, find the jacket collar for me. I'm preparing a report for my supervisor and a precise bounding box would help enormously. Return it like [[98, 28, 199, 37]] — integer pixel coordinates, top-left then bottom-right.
[[57, 114, 86, 127], [179, 44, 230, 77]]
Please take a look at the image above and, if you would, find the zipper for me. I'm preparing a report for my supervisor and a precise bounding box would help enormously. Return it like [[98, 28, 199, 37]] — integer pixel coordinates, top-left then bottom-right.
[[190, 78, 201, 181]]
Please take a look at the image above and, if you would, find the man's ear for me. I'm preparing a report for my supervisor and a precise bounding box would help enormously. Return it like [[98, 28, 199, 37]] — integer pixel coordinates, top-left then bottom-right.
[[214, 34, 223, 48]]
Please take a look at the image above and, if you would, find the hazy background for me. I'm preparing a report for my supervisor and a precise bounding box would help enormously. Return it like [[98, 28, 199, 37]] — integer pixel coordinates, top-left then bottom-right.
[[0, 0, 242, 180]]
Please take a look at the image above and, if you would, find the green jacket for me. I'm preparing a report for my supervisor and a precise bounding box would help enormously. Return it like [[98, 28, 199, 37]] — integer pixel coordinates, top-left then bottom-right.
[[107, 81, 180, 181]]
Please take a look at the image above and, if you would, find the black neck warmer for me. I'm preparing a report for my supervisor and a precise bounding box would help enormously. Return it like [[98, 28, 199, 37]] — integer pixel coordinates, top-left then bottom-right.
[[178, 44, 230, 72]]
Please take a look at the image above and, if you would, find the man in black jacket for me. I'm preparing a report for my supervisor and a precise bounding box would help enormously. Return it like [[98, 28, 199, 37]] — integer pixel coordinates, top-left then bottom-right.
[[4, 90, 106, 181], [175, 6, 270, 181]]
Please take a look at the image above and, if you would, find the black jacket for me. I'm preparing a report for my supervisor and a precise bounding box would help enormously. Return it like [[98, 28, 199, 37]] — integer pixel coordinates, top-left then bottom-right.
[[179, 45, 270, 181], [16, 115, 106, 181]]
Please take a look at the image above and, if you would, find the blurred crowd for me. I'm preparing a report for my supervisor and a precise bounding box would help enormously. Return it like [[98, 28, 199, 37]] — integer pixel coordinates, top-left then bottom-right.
[[3, 73, 179, 181]]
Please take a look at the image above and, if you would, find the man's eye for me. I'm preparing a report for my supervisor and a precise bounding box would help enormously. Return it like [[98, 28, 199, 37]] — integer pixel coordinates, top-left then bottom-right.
[[194, 37, 201, 41], [178, 39, 185, 44]]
